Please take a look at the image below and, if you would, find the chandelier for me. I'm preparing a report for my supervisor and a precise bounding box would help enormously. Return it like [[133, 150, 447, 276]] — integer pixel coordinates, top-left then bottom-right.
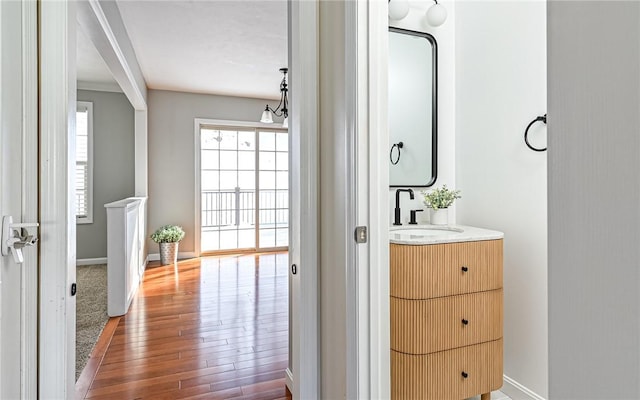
[[260, 67, 289, 129]]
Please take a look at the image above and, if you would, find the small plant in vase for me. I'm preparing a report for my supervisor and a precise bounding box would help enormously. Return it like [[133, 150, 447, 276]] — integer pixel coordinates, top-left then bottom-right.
[[151, 225, 185, 265], [421, 185, 461, 225]]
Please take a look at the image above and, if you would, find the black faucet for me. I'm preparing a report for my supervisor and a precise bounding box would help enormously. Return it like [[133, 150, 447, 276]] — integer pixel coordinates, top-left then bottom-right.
[[409, 209, 424, 225], [393, 188, 414, 226]]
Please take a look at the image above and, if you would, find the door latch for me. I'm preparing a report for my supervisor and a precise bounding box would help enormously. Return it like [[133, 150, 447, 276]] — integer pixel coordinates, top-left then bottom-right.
[[354, 226, 368, 244], [1, 216, 39, 264]]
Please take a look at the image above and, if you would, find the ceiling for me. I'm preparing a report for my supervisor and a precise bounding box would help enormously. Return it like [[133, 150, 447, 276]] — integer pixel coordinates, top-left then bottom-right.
[[76, 26, 119, 87], [114, 0, 288, 100], [76, 1, 287, 100]]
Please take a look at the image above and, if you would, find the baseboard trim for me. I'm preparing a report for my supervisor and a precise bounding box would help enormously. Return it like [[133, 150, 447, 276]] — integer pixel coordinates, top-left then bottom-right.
[[285, 368, 294, 393], [76, 257, 107, 266], [147, 252, 197, 262], [502, 375, 546, 400]]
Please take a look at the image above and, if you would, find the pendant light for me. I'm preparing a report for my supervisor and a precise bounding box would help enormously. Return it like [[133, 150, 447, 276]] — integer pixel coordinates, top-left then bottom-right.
[[260, 68, 288, 128]]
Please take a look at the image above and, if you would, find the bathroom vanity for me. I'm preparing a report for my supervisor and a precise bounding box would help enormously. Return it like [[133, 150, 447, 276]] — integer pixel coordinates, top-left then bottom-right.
[[390, 225, 504, 400]]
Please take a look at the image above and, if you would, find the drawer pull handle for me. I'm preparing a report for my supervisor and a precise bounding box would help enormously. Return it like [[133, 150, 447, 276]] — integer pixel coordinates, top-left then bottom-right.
[[462, 319, 469, 325], [461, 371, 469, 378], [461, 266, 469, 272]]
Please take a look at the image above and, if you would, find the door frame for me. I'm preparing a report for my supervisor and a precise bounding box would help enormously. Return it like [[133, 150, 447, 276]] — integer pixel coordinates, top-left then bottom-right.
[[287, 0, 319, 397], [21, 0, 39, 397], [39, 0, 77, 397], [360, 0, 390, 396], [289, 0, 389, 397]]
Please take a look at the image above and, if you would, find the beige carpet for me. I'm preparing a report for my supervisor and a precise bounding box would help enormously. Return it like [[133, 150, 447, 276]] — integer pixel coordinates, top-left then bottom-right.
[[76, 264, 108, 381]]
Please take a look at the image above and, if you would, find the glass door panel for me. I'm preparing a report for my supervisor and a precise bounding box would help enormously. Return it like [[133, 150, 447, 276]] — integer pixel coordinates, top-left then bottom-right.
[[201, 128, 256, 252], [258, 130, 289, 250], [200, 127, 288, 254]]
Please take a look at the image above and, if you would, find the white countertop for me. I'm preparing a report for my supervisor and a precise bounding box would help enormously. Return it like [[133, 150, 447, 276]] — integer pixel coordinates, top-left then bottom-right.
[[389, 224, 504, 245]]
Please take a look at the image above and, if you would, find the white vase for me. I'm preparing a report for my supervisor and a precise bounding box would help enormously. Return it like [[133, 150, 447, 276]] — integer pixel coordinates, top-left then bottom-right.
[[429, 208, 448, 225]]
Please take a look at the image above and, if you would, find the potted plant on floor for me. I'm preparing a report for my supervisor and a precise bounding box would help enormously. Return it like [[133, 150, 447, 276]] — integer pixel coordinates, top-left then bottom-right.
[[421, 185, 462, 225], [151, 225, 185, 265]]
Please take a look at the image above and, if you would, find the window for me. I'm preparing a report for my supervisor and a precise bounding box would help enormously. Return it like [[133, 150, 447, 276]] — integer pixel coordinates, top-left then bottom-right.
[[76, 101, 93, 224]]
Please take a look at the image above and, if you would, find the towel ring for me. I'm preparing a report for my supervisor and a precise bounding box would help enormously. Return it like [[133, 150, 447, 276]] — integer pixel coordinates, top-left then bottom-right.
[[524, 114, 547, 152], [390, 141, 404, 165]]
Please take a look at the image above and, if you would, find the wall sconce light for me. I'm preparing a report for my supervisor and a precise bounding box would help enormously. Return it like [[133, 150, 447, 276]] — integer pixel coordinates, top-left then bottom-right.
[[426, 0, 447, 27], [388, 0, 410, 20], [388, 0, 447, 27], [260, 67, 288, 129]]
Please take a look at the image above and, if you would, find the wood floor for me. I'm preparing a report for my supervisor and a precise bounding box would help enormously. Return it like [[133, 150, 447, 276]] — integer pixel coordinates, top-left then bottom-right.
[[77, 253, 289, 400]]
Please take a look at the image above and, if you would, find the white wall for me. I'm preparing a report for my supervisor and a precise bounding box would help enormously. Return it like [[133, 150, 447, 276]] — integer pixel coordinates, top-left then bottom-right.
[[455, 1, 547, 398], [147, 89, 280, 253], [548, 2, 640, 398], [388, 1, 456, 225], [76, 90, 135, 260]]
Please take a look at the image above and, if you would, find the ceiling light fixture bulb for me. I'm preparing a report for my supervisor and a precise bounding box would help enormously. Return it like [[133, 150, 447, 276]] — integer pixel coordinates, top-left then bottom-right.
[[261, 106, 274, 124], [426, 1, 447, 27], [388, 0, 410, 20], [282, 116, 288, 129]]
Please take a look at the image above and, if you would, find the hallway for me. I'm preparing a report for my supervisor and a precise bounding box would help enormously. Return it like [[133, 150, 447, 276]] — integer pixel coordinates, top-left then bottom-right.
[[77, 253, 289, 399]]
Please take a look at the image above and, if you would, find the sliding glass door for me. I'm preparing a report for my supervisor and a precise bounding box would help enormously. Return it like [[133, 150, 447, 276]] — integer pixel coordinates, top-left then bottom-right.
[[200, 126, 288, 254]]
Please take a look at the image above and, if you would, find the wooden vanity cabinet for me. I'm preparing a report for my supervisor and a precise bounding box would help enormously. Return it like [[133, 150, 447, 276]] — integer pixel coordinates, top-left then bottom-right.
[[390, 239, 504, 400]]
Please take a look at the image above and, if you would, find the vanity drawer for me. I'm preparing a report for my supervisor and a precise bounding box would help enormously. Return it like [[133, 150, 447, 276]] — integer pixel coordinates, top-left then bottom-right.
[[391, 339, 503, 400], [391, 289, 503, 354], [390, 240, 503, 299]]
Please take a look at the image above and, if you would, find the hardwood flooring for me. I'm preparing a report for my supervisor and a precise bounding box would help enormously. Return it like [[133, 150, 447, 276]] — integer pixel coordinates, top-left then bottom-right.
[[77, 253, 289, 400]]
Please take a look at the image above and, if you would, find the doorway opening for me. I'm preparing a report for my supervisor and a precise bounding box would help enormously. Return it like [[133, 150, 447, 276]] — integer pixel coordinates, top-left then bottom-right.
[[66, 1, 299, 397]]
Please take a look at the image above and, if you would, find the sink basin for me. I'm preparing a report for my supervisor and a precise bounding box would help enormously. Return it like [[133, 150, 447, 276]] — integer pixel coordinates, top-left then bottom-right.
[[389, 225, 503, 245], [389, 226, 464, 244], [391, 227, 463, 236]]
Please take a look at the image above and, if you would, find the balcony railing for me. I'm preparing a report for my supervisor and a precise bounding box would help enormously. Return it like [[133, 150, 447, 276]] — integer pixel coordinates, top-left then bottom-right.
[[201, 188, 288, 228]]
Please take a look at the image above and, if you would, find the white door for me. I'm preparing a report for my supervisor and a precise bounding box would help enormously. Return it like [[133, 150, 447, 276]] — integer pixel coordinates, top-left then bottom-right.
[[0, 0, 39, 398]]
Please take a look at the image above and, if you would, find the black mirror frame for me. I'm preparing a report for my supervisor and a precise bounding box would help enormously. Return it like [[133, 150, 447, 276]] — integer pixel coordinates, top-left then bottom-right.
[[389, 26, 438, 188]]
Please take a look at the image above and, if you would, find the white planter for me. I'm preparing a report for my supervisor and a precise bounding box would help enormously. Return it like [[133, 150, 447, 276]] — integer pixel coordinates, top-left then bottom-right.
[[429, 208, 449, 225]]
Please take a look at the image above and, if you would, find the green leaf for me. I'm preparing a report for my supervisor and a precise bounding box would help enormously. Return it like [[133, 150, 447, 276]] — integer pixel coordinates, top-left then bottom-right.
[[421, 185, 461, 210], [151, 225, 186, 243]]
